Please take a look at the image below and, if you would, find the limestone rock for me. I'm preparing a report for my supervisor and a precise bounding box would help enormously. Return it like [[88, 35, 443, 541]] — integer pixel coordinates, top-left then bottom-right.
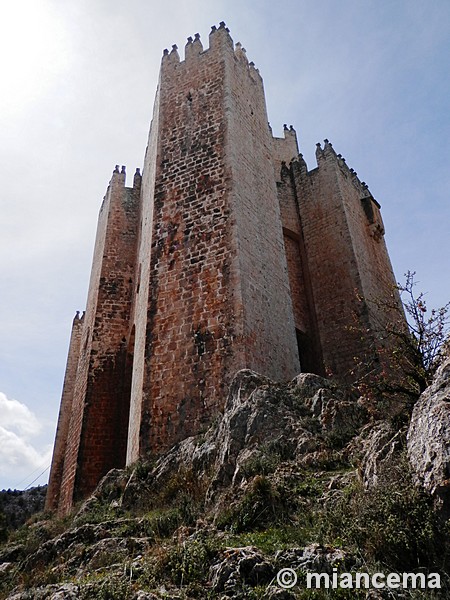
[[20, 519, 150, 573], [210, 545, 275, 593], [6, 585, 159, 600], [0, 561, 13, 574], [275, 543, 357, 573], [407, 357, 450, 515], [0, 543, 25, 564], [146, 369, 366, 503], [350, 421, 403, 488], [6, 584, 79, 599]]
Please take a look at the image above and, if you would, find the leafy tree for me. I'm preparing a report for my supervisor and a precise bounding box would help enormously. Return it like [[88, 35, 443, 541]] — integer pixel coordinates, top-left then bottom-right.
[[400, 271, 450, 383], [352, 271, 450, 414]]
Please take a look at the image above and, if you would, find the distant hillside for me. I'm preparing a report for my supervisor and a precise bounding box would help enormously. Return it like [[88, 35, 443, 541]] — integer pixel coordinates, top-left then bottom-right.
[[0, 486, 47, 534]]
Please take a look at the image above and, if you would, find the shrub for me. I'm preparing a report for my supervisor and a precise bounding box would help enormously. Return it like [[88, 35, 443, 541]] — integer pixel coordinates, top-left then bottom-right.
[[217, 475, 289, 533], [318, 454, 448, 572]]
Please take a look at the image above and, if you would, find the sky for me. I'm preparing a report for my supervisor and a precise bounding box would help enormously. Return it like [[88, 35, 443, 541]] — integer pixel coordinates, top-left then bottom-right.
[[0, 0, 449, 491]]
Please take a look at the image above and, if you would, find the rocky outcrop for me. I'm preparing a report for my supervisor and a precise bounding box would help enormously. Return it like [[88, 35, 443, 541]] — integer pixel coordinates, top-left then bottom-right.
[[4, 367, 449, 599], [210, 546, 276, 593], [6, 583, 79, 600], [407, 357, 450, 516], [137, 370, 367, 504], [349, 422, 404, 488]]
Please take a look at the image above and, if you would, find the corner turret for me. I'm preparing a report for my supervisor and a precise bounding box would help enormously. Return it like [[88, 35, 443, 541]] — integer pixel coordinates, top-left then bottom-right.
[[209, 21, 233, 51], [272, 125, 299, 177]]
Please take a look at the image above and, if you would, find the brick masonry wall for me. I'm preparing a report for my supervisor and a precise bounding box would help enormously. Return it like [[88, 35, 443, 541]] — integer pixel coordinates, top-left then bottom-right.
[[333, 165, 400, 335], [283, 235, 311, 333], [271, 126, 299, 178], [126, 89, 160, 464], [128, 25, 300, 460], [57, 171, 140, 513], [48, 25, 403, 513], [45, 313, 83, 511], [224, 36, 300, 381], [292, 140, 399, 378], [133, 28, 243, 457], [276, 158, 325, 374]]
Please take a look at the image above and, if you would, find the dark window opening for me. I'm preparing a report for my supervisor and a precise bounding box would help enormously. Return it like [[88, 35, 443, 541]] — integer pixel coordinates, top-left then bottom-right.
[[296, 328, 315, 374]]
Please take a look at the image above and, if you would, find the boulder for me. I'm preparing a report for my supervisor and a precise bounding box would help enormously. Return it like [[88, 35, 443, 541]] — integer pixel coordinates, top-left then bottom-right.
[[349, 422, 403, 488], [210, 545, 275, 593], [407, 357, 450, 515]]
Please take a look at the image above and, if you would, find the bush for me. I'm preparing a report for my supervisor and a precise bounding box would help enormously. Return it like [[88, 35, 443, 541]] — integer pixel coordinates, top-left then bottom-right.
[[217, 475, 289, 533], [318, 454, 448, 572], [166, 537, 217, 585]]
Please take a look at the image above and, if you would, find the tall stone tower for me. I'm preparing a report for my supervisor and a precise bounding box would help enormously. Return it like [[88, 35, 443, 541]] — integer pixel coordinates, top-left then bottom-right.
[[46, 23, 400, 514]]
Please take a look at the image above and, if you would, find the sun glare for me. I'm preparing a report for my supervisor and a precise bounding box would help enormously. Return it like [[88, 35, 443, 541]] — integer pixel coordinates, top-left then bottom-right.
[[0, 1, 68, 116]]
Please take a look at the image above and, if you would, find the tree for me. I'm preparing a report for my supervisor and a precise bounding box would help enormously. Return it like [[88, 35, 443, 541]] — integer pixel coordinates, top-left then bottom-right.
[[352, 271, 450, 415], [399, 271, 450, 387]]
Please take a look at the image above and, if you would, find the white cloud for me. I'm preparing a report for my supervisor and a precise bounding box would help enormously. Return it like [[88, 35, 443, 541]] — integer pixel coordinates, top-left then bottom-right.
[[0, 392, 41, 437], [0, 392, 52, 489]]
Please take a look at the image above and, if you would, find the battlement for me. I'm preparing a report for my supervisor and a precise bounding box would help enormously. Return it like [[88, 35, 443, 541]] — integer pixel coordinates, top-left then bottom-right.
[[315, 139, 380, 203], [161, 22, 262, 82], [272, 125, 299, 174], [162, 22, 231, 63], [99, 166, 141, 213], [109, 165, 142, 190], [289, 153, 309, 177], [73, 311, 85, 325]]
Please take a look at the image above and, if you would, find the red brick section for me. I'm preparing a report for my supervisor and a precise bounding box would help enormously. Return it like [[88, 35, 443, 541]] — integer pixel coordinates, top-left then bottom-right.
[[290, 140, 399, 379], [45, 312, 83, 511], [275, 156, 325, 375], [52, 169, 140, 514], [48, 24, 403, 514], [128, 24, 300, 460]]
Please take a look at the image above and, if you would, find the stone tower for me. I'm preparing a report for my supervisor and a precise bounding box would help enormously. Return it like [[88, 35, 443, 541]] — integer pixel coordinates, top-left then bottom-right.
[[46, 23, 400, 514]]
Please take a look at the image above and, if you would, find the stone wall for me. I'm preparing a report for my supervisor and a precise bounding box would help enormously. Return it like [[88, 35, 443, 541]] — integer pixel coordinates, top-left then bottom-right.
[[45, 313, 83, 511], [55, 170, 140, 513], [290, 140, 398, 379], [130, 23, 299, 460], [47, 23, 402, 515]]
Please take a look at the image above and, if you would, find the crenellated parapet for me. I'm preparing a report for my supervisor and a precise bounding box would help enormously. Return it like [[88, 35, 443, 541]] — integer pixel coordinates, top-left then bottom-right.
[[315, 139, 373, 198], [108, 165, 143, 191], [162, 22, 231, 67], [100, 165, 141, 213], [314, 139, 385, 239], [185, 33, 203, 59], [272, 125, 299, 175], [110, 165, 126, 188], [209, 21, 233, 52], [133, 167, 142, 193], [160, 22, 262, 85], [72, 310, 85, 327], [290, 153, 309, 177]]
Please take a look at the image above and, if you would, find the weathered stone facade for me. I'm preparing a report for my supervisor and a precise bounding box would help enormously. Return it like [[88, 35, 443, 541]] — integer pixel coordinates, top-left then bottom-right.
[[46, 23, 400, 514]]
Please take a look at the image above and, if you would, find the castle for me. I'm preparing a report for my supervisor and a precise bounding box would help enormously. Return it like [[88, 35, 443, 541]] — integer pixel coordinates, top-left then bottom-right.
[[46, 23, 399, 515]]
